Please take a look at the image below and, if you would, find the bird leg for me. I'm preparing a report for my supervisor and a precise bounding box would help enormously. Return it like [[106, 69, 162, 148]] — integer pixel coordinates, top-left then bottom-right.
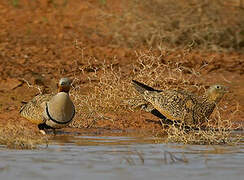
[[38, 123, 47, 135], [53, 129, 57, 135]]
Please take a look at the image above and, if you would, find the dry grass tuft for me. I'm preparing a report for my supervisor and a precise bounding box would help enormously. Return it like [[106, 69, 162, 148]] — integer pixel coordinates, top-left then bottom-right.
[[165, 122, 236, 145], [70, 49, 241, 144], [101, 0, 244, 50], [0, 123, 46, 149], [130, 50, 241, 145], [70, 59, 133, 128]]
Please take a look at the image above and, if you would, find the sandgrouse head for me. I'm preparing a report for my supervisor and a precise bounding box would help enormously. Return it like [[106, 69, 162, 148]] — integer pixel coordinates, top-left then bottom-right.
[[206, 84, 228, 103], [58, 77, 72, 93]]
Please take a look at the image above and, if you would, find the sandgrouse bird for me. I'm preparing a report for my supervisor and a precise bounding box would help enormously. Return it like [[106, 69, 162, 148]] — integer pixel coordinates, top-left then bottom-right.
[[20, 78, 75, 134], [132, 80, 228, 127]]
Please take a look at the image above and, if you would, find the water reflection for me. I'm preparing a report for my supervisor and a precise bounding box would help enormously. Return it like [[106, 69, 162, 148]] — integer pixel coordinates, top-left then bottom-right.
[[0, 134, 243, 180]]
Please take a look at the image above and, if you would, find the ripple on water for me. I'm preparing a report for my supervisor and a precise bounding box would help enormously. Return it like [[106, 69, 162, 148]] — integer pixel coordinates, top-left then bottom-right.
[[0, 134, 244, 180]]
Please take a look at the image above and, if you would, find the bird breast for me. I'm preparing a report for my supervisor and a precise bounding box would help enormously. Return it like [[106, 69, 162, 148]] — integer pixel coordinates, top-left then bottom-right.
[[45, 92, 75, 123]]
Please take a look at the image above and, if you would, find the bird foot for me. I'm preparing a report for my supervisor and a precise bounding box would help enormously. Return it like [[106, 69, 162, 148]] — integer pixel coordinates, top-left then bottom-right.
[[39, 130, 46, 135]]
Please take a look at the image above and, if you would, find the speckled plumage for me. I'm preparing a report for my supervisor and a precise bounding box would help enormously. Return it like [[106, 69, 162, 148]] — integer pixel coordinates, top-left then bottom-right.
[[20, 94, 53, 125], [132, 80, 228, 126]]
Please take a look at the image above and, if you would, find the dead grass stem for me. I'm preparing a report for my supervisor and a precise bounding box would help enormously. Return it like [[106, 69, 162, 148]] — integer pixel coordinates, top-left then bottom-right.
[[102, 0, 244, 51], [71, 48, 241, 145], [0, 123, 46, 149]]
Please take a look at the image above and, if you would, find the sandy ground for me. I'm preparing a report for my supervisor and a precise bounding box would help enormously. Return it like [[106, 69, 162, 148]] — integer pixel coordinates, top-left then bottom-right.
[[0, 0, 243, 137]]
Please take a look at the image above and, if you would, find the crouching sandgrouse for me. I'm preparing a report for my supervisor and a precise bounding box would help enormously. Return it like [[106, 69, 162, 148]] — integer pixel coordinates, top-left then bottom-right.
[[132, 80, 228, 127], [20, 77, 75, 134]]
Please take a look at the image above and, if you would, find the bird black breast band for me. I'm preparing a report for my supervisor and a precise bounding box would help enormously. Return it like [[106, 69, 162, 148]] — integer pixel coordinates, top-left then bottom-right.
[[45, 104, 75, 124]]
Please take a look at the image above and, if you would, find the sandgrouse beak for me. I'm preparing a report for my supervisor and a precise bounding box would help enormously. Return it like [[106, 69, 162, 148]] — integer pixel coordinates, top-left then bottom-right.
[[225, 86, 229, 92], [222, 86, 229, 93]]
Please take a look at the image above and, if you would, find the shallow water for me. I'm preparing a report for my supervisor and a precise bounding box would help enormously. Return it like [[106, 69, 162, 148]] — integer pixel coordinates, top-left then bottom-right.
[[0, 134, 244, 180]]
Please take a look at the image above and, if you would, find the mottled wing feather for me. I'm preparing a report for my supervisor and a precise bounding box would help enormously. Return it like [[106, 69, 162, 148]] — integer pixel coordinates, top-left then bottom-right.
[[132, 80, 221, 126], [20, 94, 53, 124], [142, 90, 216, 125], [191, 101, 216, 124], [143, 90, 195, 122]]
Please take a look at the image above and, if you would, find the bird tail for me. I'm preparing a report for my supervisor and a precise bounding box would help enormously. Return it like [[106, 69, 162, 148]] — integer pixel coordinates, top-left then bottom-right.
[[132, 80, 162, 94], [19, 101, 27, 113]]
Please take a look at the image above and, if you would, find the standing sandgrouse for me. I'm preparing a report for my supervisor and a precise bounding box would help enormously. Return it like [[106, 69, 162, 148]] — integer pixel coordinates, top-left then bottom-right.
[[132, 80, 228, 126], [20, 78, 75, 134]]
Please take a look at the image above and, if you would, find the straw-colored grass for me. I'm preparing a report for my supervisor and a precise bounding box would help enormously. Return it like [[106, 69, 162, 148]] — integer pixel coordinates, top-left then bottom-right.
[[166, 126, 233, 145], [0, 123, 46, 149], [102, 0, 244, 50], [70, 49, 241, 145], [70, 60, 132, 128]]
